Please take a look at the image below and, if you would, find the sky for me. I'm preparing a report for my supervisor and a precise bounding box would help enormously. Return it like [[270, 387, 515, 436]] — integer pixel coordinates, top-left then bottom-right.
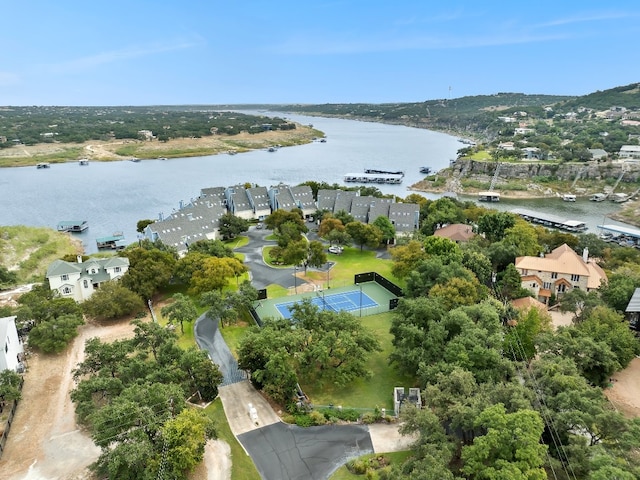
[[2, 1, 639, 106]]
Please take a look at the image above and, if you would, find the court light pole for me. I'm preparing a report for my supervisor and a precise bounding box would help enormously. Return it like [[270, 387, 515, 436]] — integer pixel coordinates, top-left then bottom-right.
[[294, 264, 298, 294], [359, 284, 362, 317]]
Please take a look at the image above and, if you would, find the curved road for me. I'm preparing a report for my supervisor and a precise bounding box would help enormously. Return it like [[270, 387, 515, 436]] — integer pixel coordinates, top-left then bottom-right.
[[194, 226, 410, 479]]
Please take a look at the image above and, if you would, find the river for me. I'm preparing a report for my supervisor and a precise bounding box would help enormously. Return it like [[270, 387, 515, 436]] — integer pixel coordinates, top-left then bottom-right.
[[0, 112, 631, 253]]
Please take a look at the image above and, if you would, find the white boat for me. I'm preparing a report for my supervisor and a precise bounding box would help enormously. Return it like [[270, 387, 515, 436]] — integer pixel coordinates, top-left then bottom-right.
[[611, 193, 630, 203], [36, 162, 50, 169], [562, 194, 576, 202], [79, 159, 89, 165], [590, 193, 607, 202]]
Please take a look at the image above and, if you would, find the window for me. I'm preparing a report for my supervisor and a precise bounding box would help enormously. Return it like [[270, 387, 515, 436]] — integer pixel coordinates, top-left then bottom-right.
[[551, 272, 558, 279], [571, 274, 580, 282], [114, 266, 121, 273], [83, 280, 88, 288], [558, 284, 566, 293], [543, 282, 552, 289], [61, 274, 69, 281], [62, 287, 72, 294]]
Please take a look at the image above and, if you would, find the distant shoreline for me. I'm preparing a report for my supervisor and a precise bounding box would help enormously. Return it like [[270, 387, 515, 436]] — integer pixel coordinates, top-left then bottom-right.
[[0, 125, 321, 168]]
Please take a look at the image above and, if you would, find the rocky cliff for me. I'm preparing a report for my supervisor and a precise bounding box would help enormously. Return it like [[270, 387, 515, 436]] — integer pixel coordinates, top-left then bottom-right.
[[450, 159, 640, 183]]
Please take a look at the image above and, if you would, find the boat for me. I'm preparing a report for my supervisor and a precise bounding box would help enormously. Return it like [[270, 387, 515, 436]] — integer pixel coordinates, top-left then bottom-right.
[[562, 194, 576, 202], [268, 147, 277, 152], [57, 220, 89, 233], [611, 193, 630, 203], [320, 138, 327, 143], [78, 159, 89, 166], [364, 168, 405, 177], [157, 157, 168, 161], [36, 162, 50, 169], [129, 158, 140, 162], [227, 151, 237, 155], [590, 193, 607, 202], [419, 167, 432, 174]]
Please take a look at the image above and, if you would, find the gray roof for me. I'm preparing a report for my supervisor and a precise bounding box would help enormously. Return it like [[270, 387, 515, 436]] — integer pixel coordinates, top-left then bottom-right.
[[273, 188, 297, 211], [626, 288, 640, 313], [247, 186, 271, 211], [289, 185, 316, 211], [200, 187, 226, 204], [46, 257, 129, 279], [230, 188, 253, 214], [317, 189, 338, 211], [334, 191, 357, 214], [388, 203, 420, 232], [368, 202, 391, 223]]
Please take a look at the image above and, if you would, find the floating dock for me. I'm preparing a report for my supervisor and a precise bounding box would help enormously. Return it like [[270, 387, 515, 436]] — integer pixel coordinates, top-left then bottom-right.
[[57, 220, 89, 233], [344, 172, 403, 184], [478, 191, 500, 202], [511, 208, 587, 232]]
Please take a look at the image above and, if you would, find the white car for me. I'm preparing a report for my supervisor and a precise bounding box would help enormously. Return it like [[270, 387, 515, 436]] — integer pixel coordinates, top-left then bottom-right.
[[328, 246, 343, 254]]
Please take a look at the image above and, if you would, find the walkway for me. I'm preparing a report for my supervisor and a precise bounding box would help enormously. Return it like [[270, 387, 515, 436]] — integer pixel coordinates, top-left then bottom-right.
[[193, 226, 413, 479]]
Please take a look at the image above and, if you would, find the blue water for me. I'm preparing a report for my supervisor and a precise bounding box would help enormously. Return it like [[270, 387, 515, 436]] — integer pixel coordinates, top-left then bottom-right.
[[0, 112, 630, 253]]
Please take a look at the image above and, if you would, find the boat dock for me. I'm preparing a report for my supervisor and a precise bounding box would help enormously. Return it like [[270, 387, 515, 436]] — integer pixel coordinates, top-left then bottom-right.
[[511, 208, 587, 232], [597, 224, 640, 248], [57, 220, 89, 233], [96, 232, 126, 250], [344, 172, 403, 184], [478, 191, 501, 202]]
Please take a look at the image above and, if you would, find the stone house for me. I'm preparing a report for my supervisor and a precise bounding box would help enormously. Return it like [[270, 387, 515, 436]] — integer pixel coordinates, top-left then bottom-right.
[[515, 245, 607, 305]]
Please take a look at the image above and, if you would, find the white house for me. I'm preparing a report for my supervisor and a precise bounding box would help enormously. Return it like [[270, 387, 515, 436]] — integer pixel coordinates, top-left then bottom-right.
[[0, 316, 24, 373], [46, 256, 130, 302]]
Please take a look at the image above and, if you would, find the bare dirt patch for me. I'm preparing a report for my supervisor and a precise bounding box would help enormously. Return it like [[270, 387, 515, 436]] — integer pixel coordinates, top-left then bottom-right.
[[605, 357, 640, 418]]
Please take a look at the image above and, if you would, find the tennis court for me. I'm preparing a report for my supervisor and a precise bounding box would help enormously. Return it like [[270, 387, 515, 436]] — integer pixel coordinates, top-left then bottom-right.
[[275, 290, 378, 319]]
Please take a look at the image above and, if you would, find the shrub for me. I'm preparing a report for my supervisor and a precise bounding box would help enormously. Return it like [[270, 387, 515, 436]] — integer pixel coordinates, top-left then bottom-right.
[[309, 410, 327, 425]]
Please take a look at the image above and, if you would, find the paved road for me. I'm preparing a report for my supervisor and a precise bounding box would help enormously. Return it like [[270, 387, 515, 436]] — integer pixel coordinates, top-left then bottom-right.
[[194, 227, 410, 479]]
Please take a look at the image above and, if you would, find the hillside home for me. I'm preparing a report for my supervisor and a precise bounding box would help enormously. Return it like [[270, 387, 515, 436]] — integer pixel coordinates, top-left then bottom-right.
[[619, 145, 640, 160], [46, 256, 130, 303], [626, 288, 640, 331], [433, 224, 475, 243], [515, 245, 607, 305], [0, 316, 24, 373]]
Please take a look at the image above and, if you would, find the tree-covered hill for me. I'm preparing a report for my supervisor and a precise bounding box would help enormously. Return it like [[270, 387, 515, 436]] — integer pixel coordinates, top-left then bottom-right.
[[557, 82, 640, 111]]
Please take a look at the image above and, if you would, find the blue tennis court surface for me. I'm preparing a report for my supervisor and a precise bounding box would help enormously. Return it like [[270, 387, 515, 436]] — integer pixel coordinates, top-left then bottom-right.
[[276, 290, 378, 319]]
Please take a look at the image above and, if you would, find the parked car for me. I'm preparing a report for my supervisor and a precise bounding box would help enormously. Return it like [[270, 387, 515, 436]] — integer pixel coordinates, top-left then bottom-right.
[[256, 222, 264, 229], [328, 245, 343, 254]]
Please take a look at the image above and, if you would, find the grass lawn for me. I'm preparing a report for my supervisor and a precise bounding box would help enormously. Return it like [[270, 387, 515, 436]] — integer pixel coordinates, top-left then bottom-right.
[[204, 399, 261, 480], [219, 322, 251, 359], [225, 235, 249, 249], [300, 312, 415, 411], [305, 246, 402, 289], [329, 451, 413, 480]]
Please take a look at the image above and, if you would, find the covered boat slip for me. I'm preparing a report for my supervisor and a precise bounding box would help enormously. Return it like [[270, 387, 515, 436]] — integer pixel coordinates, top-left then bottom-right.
[[343, 172, 403, 184], [511, 208, 587, 233], [478, 191, 500, 202], [57, 220, 89, 232], [96, 233, 126, 250], [597, 224, 640, 247]]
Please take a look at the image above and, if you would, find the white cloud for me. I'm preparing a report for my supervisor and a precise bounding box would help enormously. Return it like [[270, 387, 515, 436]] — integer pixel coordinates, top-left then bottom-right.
[[46, 38, 203, 74], [536, 11, 639, 28]]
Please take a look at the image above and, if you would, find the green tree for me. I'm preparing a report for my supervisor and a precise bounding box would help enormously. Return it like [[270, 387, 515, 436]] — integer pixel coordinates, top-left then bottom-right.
[[161, 293, 198, 333], [461, 404, 547, 480], [82, 281, 145, 320], [218, 212, 250, 240], [136, 219, 155, 233], [477, 211, 517, 243], [189, 256, 246, 294], [28, 314, 84, 353], [318, 216, 344, 239], [0, 369, 23, 401], [121, 247, 177, 300], [160, 408, 217, 479], [390, 240, 428, 279], [187, 239, 234, 258], [423, 236, 463, 264], [345, 222, 383, 251], [372, 215, 396, 244]]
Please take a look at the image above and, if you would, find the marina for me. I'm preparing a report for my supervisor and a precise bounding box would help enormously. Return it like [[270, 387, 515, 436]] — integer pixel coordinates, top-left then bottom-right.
[[597, 224, 640, 248], [511, 208, 587, 233], [364, 168, 405, 176]]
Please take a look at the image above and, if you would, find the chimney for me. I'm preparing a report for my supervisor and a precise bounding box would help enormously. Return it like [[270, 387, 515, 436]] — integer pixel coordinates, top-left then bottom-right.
[[77, 255, 83, 264], [582, 247, 589, 263], [159, 212, 164, 221]]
